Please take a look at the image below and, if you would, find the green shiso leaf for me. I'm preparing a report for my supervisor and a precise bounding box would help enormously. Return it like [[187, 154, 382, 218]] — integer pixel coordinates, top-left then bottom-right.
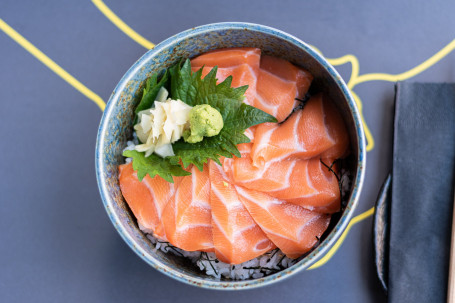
[[134, 70, 169, 121], [167, 59, 277, 171], [123, 150, 190, 183], [127, 58, 277, 180]]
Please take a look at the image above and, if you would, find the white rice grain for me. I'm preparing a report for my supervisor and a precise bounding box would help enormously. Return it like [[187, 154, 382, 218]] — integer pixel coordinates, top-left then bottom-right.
[[142, 229, 297, 280]]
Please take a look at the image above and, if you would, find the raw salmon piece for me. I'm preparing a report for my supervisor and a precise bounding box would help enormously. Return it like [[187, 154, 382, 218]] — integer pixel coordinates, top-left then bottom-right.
[[255, 70, 296, 122], [232, 152, 299, 193], [266, 157, 341, 213], [234, 159, 295, 192], [191, 48, 261, 69], [253, 55, 313, 122], [235, 126, 256, 154], [236, 186, 331, 259], [209, 161, 275, 264], [320, 96, 350, 159], [161, 164, 213, 252], [118, 163, 182, 240], [251, 94, 336, 166], [191, 48, 261, 106], [221, 143, 252, 183], [260, 55, 313, 93], [231, 144, 340, 213], [220, 125, 256, 183], [243, 126, 256, 141]]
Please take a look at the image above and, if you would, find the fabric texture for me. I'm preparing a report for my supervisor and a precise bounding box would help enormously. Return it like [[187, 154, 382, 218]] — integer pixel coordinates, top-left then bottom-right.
[[389, 82, 455, 302]]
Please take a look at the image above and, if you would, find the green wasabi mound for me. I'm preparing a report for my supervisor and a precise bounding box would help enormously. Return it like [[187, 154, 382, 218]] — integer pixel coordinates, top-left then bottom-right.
[[183, 104, 224, 143]]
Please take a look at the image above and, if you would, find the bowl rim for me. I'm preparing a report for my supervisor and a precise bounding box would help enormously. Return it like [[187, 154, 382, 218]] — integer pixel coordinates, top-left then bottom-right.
[[96, 22, 366, 290]]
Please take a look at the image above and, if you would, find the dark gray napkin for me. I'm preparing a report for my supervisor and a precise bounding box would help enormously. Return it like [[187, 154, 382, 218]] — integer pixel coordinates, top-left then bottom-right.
[[389, 82, 455, 302]]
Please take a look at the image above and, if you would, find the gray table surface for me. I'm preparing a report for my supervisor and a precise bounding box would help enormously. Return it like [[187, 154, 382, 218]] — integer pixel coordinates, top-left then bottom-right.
[[1, 1, 454, 302]]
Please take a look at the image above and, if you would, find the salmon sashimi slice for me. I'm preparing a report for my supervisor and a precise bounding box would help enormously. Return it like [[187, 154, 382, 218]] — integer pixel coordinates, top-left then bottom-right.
[[231, 142, 299, 192], [265, 158, 341, 213], [320, 96, 350, 159], [161, 164, 214, 252], [235, 126, 256, 154], [254, 70, 297, 122], [236, 186, 330, 259], [260, 55, 313, 93], [243, 126, 255, 141], [230, 143, 341, 213], [221, 144, 252, 183], [253, 55, 313, 122], [191, 48, 261, 68], [233, 158, 298, 192], [220, 125, 257, 183], [118, 163, 182, 240], [209, 161, 275, 264], [191, 48, 261, 106], [251, 94, 336, 167]]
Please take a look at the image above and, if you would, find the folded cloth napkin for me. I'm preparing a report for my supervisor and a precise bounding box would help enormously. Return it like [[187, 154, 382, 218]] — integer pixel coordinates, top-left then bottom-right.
[[389, 82, 455, 302]]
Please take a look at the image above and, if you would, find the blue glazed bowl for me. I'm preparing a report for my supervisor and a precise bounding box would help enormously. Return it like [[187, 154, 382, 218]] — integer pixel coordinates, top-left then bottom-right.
[[96, 22, 366, 290]]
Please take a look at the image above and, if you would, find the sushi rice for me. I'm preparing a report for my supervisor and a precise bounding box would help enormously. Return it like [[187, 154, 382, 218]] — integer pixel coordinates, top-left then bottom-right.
[[122, 138, 351, 280], [143, 227, 297, 280]]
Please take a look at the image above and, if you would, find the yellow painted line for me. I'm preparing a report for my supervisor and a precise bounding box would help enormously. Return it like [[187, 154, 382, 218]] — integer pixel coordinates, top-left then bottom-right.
[[326, 55, 360, 90], [352, 39, 455, 85], [92, 0, 155, 50], [319, 55, 375, 149], [320, 55, 376, 150], [308, 40, 455, 152], [307, 45, 360, 88], [308, 207, 375, 270], [0, 18, 105, 111]]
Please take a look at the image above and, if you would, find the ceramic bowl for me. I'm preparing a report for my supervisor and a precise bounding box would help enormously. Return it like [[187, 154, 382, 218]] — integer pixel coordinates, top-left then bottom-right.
[[95, 22, 366, 290]]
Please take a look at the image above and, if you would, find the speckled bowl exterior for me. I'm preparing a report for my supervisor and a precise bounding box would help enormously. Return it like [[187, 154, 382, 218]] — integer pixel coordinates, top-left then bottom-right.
[[95, 22, 366, 290]]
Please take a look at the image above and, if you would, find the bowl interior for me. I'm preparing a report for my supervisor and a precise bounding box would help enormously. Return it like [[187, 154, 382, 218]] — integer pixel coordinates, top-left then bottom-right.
[[96, 23, 364, 289]]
